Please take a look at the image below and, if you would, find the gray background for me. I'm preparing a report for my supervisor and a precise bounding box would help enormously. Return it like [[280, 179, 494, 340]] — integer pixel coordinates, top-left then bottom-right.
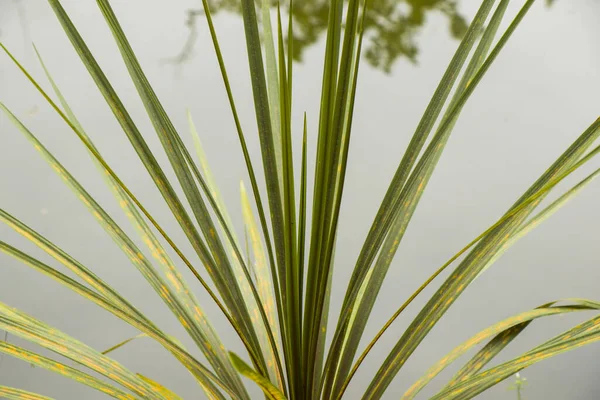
[[1, 0, 599, 398]]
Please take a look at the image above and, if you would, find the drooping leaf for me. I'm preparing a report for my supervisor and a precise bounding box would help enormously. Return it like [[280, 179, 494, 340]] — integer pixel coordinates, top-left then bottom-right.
[[0, 241, 229, 399], [0, 301, 164, 400], [402, 299, 600, 399], [0, 341, 137, 400], [430, 315, 600, 400], [0, 386, 55, 400]]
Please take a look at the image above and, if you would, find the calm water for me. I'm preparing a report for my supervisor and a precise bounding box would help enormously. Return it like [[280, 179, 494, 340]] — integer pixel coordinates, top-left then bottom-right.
[[1, 0, 600, 399]]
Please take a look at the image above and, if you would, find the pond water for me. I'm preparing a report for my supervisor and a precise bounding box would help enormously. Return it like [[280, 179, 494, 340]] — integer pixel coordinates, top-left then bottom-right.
[[1, 0, 599, 399]]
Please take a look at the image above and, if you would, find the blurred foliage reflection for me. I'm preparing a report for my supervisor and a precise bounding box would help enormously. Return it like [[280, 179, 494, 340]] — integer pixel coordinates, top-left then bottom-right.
[[174, 0, 469, 73]]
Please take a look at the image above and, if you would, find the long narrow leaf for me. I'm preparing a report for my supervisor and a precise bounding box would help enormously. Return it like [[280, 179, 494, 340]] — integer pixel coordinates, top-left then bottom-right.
[[0, 102, 234, 397], [327, 1, 510, 394], [94, 1, 272, 380], [0, 303, 164, 400], [364, 24, 599, 396], [34, 47, 246, 397], [0, 341, 137, 400], [402, 300, 600, 399], [0, 241, 230, 399], [475, 166, 600, 280], [430, 317, 600, 400], [0, 386, 54, 400]]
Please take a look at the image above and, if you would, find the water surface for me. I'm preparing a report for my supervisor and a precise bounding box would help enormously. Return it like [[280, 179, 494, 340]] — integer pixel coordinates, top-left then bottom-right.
[[1, 0, 599, 398]]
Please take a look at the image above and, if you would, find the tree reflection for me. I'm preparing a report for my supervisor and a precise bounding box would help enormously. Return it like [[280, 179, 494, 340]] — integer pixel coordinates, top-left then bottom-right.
[[173, 0, 468, 73]]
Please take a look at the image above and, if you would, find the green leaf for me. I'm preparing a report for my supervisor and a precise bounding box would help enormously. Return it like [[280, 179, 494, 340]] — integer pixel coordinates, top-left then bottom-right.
[[240, 180, 285, 390], [277, 5, 302, 396], [365, 88, 599, 400], [328, 1, 513, 394], [0, 301, 165, 400], [198, 0, 281, 341], [402, 299, 600, 399], [261, 0, 283, 196], [0, 102, 230, 398], [339, 135, 600, 399], [93, 2, 271, 380], [0, 341, 137, 400], [0, 386, 55, 400], [475, 166, 600, 280], [33, 47, 245, 398], [297, 113, 308, 322], [188, 111, 284, 392], [35, 2, 255, 371], [0, 241, 229, 399], [306, 0, 364, 394], [229, 352, 287, 400], [431, 315, 600, 400], [302, 0, 344, 390]]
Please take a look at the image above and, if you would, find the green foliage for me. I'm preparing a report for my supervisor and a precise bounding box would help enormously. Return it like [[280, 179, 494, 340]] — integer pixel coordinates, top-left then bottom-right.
[[0, 0, 599, 399]]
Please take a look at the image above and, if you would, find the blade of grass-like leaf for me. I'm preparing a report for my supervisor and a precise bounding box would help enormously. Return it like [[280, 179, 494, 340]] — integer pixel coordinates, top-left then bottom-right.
[[0, 341, 137, 400], [41, 1, 214, 302], [445, 301, 600, 389], [430, 317, 600, 400], [1, 42, 261, 399], [287, 0, 293, 104], [187, 111, 240, 248], [0, 386, 54, 400], [327, 3, 502, 385], [22, 5, 260, 370], [340, 132, 600, 399], [308, 0, 365, 394], [474, 166, 600, 280], [337, 0, 497, 322], [447, 325, 525, 389], [240, 0, 286, 271], [240, 180, 284, 391], [442, 299, 600, 391], [327, 1, 510, 394], [186, 111, 285, 393], [198, 0, 282, 348], [171, 119, 286, 385], [0, 43, 257, 378], [261, 0, 283, 196], [93, 1, 273, 379], [0, 102, 239, 397], [363, 34, 598, 399], [36, 1, 261, 373], [229, 352, 287, 400], [277, 6, 302, 397], [303, 0, 344, 389], [311, 250, 334, 400], [0, 241, 230, 399], [0, 302, 165, 400], [238, 0, 296, 394], [33, 47, 247, 398], [297, 113, 307, 322], [0, 208, 144, 323], [402, 300, 600, 399], [318, 3, 368, 396]]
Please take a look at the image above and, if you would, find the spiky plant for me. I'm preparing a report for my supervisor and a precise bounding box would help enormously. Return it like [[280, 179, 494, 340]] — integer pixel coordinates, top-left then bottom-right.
[[1, 0, 599, 399]]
